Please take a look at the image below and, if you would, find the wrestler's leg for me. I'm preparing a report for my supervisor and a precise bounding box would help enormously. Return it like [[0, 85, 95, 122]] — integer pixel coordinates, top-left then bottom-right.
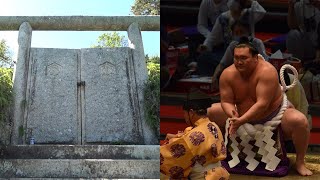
[[281, 108, 312, 176], [207, 103, 228, 129]]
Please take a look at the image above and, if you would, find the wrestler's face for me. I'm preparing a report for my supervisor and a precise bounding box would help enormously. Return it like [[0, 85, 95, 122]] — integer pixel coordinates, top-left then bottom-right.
[[233, 47, 257, 72]]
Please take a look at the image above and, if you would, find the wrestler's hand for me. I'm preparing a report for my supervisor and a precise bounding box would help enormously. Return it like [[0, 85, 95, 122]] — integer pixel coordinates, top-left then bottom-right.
[[229, 110, 242, 135]]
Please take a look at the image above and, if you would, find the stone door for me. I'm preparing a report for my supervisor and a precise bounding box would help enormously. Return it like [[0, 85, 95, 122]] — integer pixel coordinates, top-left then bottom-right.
[[25, 48, 141, 144], [80, 48, 140, 144]]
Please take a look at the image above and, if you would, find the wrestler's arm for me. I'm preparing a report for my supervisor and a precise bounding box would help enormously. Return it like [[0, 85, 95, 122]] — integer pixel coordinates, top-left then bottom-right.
[[239, 68, 279, 124], [219, 68, 237, 118]]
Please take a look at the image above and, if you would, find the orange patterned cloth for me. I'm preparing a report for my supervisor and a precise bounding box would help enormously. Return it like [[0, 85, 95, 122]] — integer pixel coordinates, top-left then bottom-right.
[[160, 118, 230, 180]]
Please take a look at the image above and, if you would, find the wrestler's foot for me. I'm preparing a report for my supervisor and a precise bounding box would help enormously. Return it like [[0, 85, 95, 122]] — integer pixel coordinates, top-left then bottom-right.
[[296, 162, 313, 176]]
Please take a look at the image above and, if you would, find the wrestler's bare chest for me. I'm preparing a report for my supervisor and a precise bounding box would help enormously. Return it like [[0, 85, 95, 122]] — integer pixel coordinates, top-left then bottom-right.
[[230, 71, 282, 118], [232, 76, 257, 109]]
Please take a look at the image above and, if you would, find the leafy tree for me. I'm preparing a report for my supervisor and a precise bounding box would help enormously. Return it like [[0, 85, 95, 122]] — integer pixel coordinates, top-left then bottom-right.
[[0, 40, 13, 123], [144, 56, 160, 135], [0, 40, 13, 67], [0, 40, 13, 145], [145, 54, 160, 64], [91, 32, 128, 48], [131, 0, 160, 15], [0, 68, 13, 122]]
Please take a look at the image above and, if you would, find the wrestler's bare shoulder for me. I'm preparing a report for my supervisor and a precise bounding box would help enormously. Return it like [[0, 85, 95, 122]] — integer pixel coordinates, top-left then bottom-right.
[[258, 59, 276, 70], [221, 64, 238, 77], [256, 60, 278, 77]]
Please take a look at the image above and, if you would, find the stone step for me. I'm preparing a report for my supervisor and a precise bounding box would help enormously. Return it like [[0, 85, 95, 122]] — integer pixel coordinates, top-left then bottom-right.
[[0, 145, 159, 159], [0, 159, 160, 178]]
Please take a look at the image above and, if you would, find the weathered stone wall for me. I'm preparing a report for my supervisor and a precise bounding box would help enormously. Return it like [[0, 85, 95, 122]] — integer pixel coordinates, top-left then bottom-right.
[[0, 119, 11, 145]]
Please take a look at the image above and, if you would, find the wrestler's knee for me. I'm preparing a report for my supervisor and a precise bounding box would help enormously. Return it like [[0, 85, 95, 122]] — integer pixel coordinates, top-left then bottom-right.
[[284, 109, 309, 130]]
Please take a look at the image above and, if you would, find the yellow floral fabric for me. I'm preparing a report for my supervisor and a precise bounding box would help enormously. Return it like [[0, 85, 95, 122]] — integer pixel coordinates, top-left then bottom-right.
[[160, 118, 229, 179]]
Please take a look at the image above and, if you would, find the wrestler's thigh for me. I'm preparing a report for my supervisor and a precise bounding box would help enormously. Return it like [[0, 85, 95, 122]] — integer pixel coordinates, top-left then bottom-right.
[[207, 103, 228, 128], [281, 108, 308, 140]]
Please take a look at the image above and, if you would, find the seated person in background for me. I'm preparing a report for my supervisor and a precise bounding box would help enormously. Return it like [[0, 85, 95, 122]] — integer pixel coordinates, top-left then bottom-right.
[[197, 0, 229, 38], [202, 0, 266, 52], [287, 0, 320, 64], [211, 20, 268, 88], [160, 91, 229, 179]]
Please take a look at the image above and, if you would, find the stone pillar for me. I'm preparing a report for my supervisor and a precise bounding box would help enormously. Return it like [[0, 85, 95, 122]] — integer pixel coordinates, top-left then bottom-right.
[[12, 22, 32, 144], [127, 23, 157, 145]]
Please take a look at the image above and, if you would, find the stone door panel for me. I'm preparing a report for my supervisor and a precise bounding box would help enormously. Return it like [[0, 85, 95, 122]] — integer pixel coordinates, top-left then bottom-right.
[[81, 48, 140, 143], [26, 48, 79, 144]]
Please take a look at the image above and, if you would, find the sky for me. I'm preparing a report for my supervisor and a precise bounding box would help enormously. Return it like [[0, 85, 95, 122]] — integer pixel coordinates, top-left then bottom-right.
[[0, 0, 160, 61]]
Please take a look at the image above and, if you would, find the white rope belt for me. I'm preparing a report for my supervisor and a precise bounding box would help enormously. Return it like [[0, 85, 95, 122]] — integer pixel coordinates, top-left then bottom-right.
[[224, 60, 299, 171]]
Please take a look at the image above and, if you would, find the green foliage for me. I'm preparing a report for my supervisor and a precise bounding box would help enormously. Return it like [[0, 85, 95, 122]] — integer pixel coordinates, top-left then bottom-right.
[[91, 32, 128, 48], [131, 0, 160, 15], [144, 56, 160, 135], [145, 55, 160, 64], [0, 40, 13, 67], [0, 68, 13, 122]]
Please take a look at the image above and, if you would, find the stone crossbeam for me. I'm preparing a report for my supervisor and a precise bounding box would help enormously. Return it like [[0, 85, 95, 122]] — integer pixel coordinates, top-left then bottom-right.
[[0, 16, 160, 31]]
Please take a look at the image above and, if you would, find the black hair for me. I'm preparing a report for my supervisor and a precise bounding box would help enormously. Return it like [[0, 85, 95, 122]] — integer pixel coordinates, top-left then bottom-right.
[[182, 99, 212, 116], [235, 36, 259, 56], [182, 91, 212, 115]]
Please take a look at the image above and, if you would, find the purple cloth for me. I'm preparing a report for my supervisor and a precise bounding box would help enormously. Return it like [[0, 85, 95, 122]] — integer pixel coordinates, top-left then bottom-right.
[[222, 127, 290, 177], [268, 34, 287, 44], [179, 26, 203, 36], [252, 104, 282, 125]]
